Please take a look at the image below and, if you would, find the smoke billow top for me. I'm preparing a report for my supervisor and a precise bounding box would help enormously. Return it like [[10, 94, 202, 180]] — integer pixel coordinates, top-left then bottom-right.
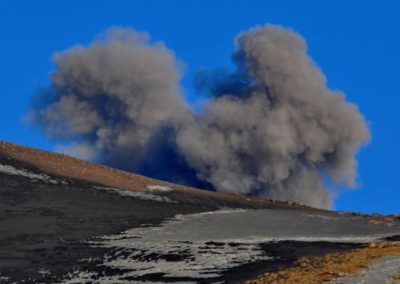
[[29, 25, 370, 209]]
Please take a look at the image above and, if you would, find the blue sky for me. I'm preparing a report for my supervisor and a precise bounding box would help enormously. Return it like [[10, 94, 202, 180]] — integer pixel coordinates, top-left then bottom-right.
[[1, 0, 399, 213]]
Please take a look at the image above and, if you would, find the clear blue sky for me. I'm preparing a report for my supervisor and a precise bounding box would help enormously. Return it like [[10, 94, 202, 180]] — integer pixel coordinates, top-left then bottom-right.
[[1, 0, 399, 213]]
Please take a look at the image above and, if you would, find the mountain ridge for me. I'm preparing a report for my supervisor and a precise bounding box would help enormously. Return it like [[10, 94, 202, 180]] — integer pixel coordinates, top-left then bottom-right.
[[0, 140, 312, 210]]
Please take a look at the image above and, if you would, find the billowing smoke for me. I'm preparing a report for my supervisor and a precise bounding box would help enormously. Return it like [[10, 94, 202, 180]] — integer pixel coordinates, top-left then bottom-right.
[[28, 25, 370, 209]]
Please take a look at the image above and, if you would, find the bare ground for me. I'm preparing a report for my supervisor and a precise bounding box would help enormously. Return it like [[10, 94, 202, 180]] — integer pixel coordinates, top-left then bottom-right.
[[1, 140, 399, 283]]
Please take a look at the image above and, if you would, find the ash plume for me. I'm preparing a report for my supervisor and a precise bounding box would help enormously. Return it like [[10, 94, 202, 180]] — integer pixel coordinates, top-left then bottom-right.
[[29, 28, 192, 179], [29, 25, 370, 209]]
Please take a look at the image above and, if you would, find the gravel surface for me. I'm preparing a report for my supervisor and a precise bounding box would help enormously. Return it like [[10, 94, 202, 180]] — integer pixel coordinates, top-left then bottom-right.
[[332, 255, 400, 283]]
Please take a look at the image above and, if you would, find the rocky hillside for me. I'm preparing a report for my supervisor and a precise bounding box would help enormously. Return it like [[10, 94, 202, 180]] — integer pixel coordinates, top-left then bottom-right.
[[0, 141, 399, 283]]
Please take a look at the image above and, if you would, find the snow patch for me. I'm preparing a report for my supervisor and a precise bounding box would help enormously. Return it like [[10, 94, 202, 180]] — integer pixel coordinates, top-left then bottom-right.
[[62, 209, 400, 283], [38, 268, 51, 277], [96, 209, 400, 244], [93, 186, 176, 203], [63, 209, 273, 282], [147, 184, 173, 192], [97, 240, 268, 278], [0, 164, 60, 184]]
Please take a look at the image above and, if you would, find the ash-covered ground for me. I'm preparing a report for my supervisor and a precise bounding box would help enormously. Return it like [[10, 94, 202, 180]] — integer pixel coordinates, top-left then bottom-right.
[[0, 154, 400, 284]]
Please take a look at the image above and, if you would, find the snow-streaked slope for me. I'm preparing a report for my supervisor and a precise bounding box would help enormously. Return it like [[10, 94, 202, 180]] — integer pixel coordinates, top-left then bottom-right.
[[63, 209, 400, 283], [0, 163, 59, 184], [98, 209, 400, 243], [1, 144, 399, 284], [0, 162, 177, 204], [93, 186, 176, 203]]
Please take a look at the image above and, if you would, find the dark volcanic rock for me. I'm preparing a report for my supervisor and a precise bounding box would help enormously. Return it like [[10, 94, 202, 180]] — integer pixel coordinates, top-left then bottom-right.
[[0, 144, 399, 284], [0, 155, 216, 283]]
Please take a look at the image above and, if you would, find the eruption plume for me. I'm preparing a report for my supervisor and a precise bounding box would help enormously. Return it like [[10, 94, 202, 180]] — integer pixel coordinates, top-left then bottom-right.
[[29, 25, 370, 208]]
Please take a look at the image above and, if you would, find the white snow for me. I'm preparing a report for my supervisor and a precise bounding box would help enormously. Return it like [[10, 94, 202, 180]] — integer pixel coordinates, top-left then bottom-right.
[[63, 209, 273, 282], [0, 276, 10, 282], [99, 240, 267, 278], [147, 184, 173, 192], [0, 164, 59, 184], [95, 209, 400, 244], [93, 186, 176, 203], [63, 209, 400, 283], [38, 268, 51, 277]]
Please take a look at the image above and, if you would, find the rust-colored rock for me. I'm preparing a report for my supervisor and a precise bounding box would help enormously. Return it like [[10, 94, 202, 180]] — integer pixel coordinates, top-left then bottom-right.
[[245, 242, 400, 284]]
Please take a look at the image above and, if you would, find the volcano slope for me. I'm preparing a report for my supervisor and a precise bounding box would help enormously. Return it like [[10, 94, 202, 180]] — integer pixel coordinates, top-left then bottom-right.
[[0, 141, 399, 284]]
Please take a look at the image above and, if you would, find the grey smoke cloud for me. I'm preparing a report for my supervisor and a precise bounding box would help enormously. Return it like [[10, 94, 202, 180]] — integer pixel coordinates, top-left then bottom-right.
[[29, 25, 370, 209], [29, 28, 188, 168]]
